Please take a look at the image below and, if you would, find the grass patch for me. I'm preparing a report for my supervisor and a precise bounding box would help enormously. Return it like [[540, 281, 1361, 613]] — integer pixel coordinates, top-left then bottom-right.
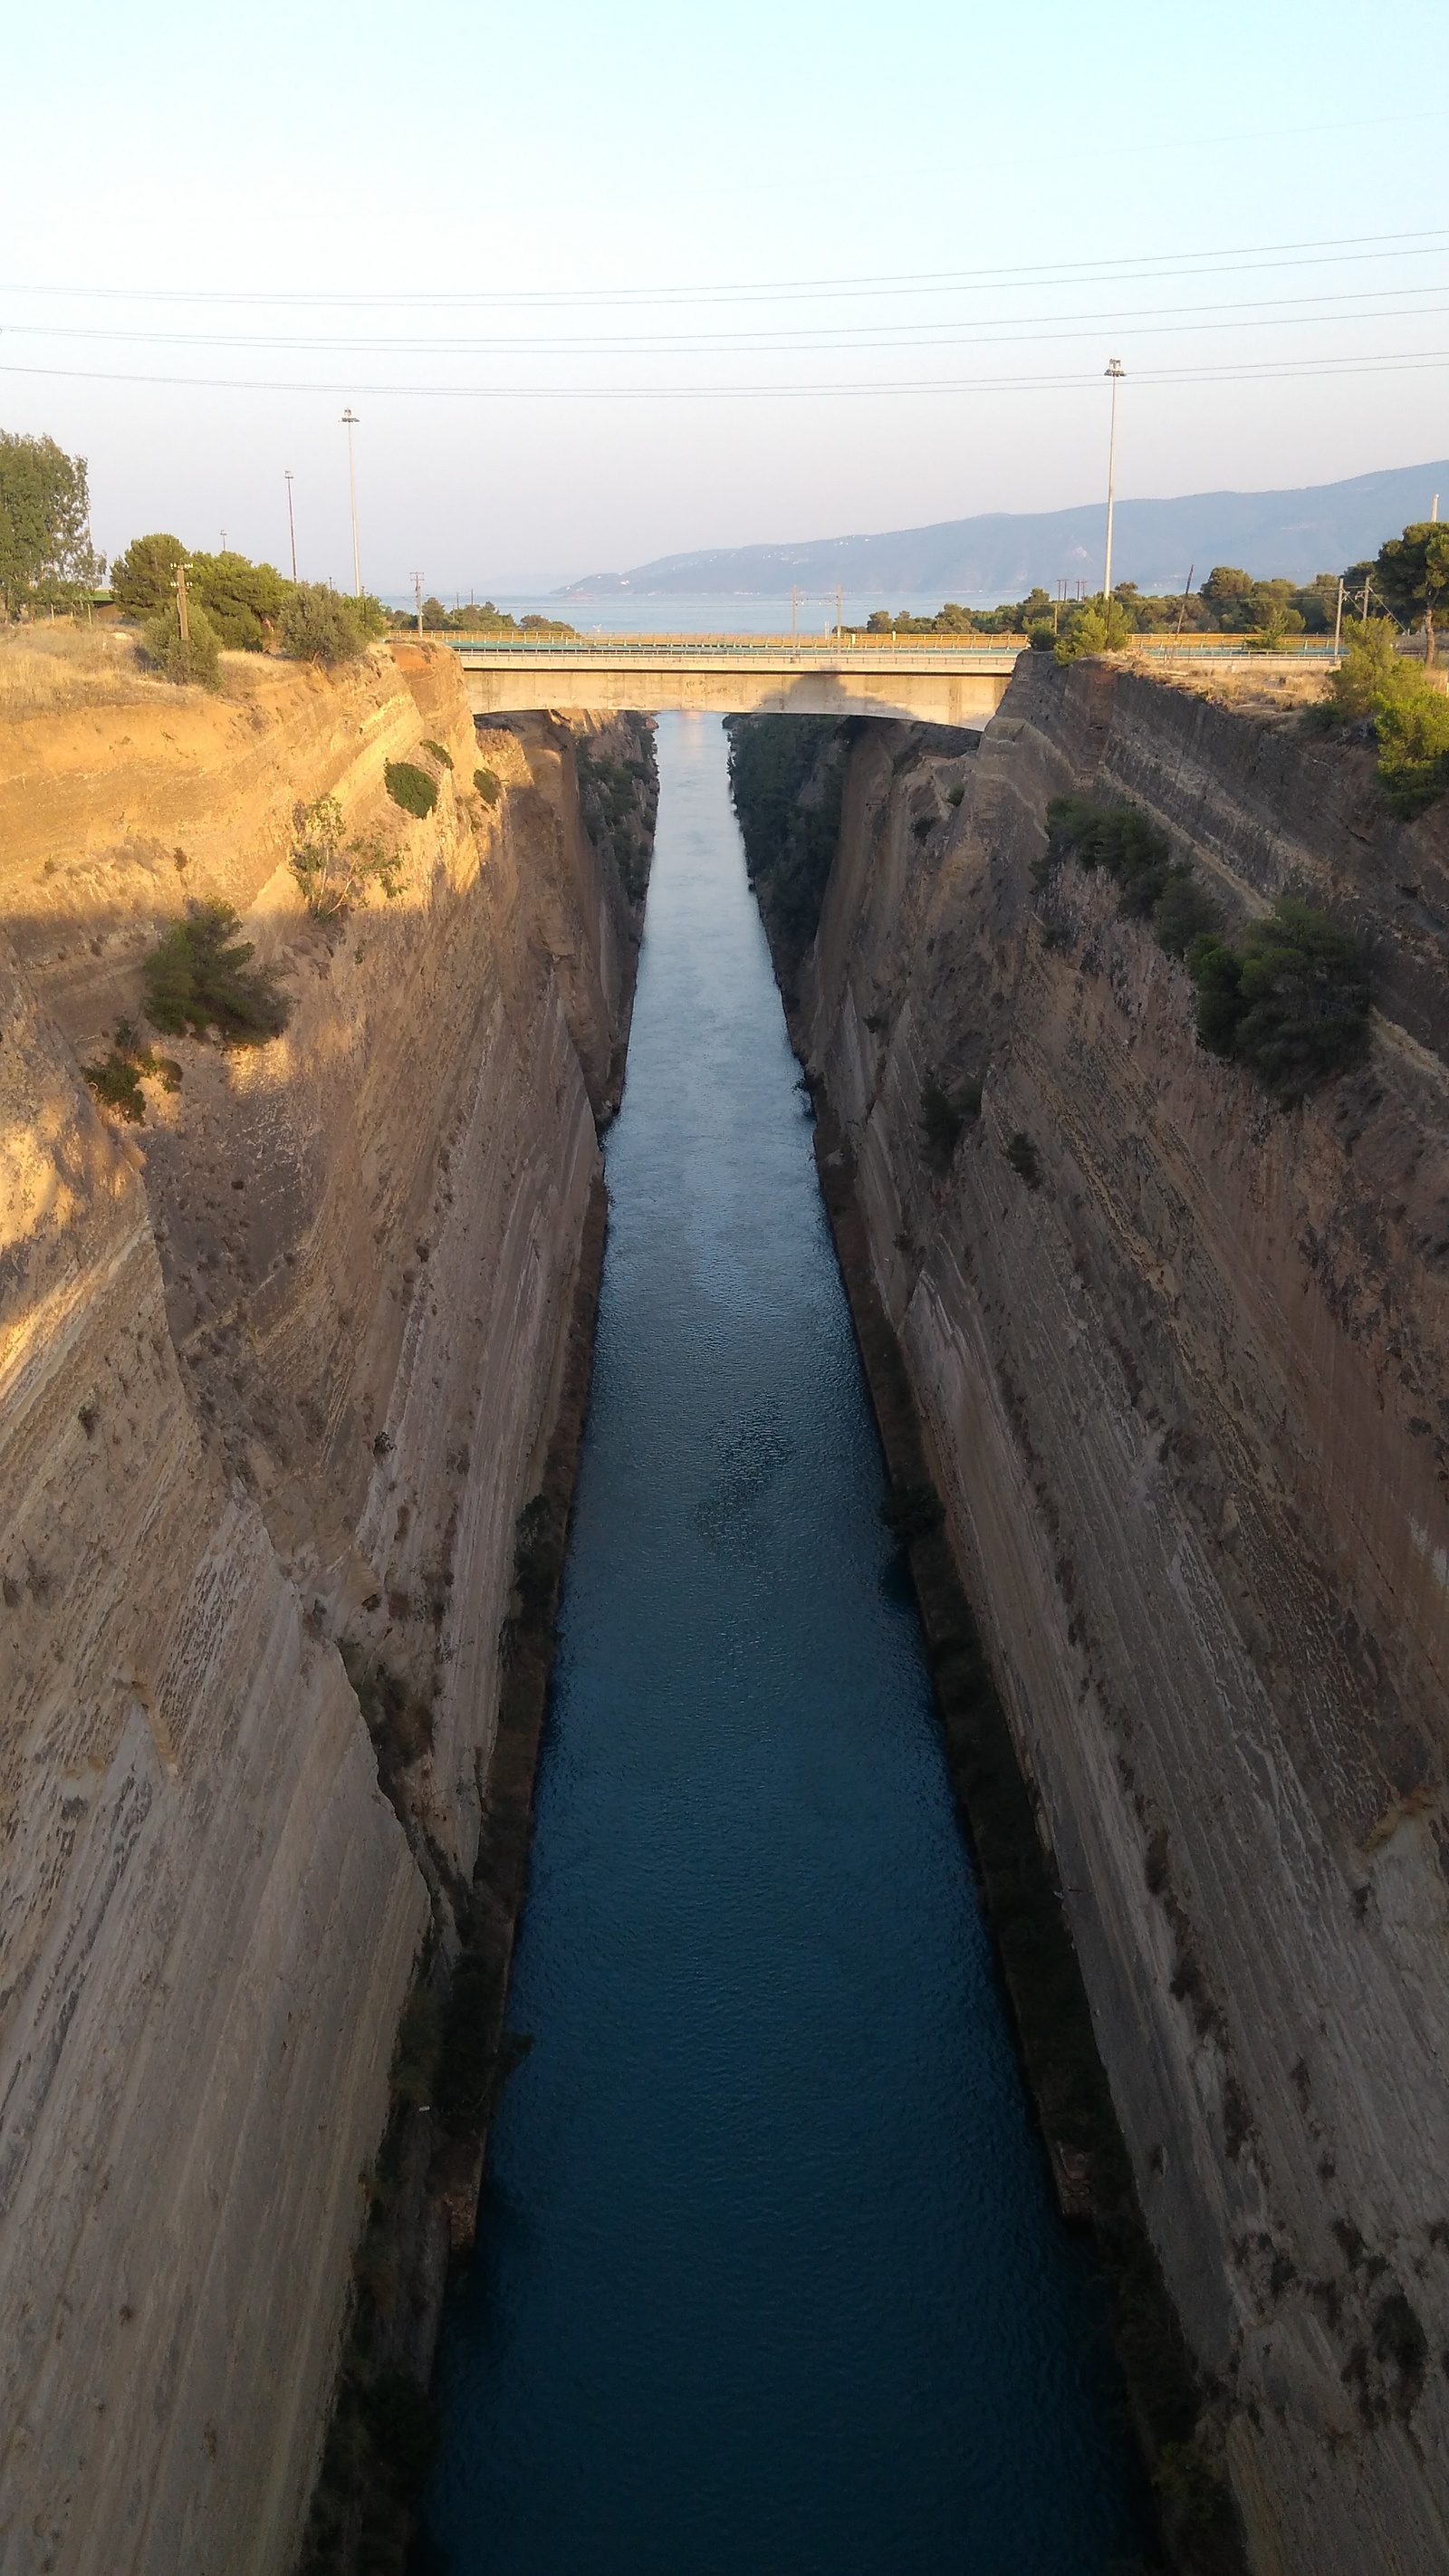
[[141, 899, 290, 1043]]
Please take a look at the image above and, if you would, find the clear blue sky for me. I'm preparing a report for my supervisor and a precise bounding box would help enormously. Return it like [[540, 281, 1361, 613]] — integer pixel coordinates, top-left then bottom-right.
[[6, 0, 1447, 591]]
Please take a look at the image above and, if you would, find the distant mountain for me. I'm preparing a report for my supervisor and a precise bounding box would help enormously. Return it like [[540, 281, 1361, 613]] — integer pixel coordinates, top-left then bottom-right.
[[554, 459, 1449, 602]]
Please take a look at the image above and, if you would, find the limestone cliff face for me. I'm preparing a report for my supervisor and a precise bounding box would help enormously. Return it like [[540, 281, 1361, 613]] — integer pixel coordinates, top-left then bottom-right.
[[790, 666, 1449, 2574], [0, 640, 651, 2574]]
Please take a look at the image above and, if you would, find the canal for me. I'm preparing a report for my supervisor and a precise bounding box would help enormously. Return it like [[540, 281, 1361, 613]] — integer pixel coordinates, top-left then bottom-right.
[[426, 712, 1147, 2573]]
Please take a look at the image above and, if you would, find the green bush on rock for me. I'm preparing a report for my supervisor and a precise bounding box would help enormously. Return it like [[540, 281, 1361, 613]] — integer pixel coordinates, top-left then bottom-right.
[[142, 899, 290, 1043], [1188, 896, 1370, 1103], [141, 600, 221, 689], [385, 759, 438, 820]]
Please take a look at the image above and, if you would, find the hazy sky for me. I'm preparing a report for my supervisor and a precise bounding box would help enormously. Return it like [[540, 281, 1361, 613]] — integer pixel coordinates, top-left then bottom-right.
[[6, 1, 1447, 593]]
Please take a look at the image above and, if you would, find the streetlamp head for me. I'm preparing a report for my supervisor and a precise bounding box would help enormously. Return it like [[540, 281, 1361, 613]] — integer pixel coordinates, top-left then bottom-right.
[[1105, 357, 1125, 380], [341, 408, 360, 427]]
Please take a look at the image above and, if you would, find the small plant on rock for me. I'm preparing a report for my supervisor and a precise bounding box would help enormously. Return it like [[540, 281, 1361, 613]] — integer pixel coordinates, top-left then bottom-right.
[[474, 764, 501, 806], [291, 793, 403, 918], [918, 1075, 980, 1172], [419, 737, 454, 770]]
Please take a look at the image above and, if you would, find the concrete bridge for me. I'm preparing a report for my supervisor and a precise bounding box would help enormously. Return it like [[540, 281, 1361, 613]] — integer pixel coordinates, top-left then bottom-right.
[[434, 633, 1341, 726], [450, 634, 1022, 725]]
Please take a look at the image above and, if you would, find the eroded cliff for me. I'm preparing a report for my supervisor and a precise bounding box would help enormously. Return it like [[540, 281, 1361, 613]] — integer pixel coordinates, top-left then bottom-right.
[[0, 633, 653, 2575], [745, 665, 1449, 2573]]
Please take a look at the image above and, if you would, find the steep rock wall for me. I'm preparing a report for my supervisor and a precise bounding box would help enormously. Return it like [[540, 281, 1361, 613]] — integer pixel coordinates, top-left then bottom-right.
[[0, 640, 650, 2574], [789, 666, 1449, 2573]]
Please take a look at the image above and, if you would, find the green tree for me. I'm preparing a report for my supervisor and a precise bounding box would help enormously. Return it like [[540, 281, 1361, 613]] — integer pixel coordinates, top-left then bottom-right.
[[1374, 521, 1449, 666], [189, 549, 290, 649], [0, 432, 102, 616], [278, 582, 369, 665], [110, 531, 187, 620], [1055, 594, 1131, 661]]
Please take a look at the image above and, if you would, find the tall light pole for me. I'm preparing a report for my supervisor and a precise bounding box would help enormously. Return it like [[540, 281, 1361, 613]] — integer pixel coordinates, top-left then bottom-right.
[[341, 409, 361, 597], [1102, 358, 1125, 606], [284, 469, 298, 582]]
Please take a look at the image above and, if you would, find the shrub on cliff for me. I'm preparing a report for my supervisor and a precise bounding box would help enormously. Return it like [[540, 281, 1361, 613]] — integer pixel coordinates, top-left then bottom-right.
[[188, 547, 291, 650], [278, 581, 369, 666], [1053, 594, 1132, 662], [291, 793, 403, 917], [474, 764, 501, 806], [1043, 794, 1224, 957], [82, 1022, 182, 1122], [384, 759, 437, 819], [1188, 896, 1370, 1102], [918, 1075, 980, 1172], [142, 899, 290, 1043], [141, 599, 221, 688]]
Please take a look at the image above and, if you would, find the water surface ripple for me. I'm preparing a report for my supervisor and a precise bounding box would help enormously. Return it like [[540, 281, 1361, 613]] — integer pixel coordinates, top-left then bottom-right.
[[427, 714, 1145, 2574]]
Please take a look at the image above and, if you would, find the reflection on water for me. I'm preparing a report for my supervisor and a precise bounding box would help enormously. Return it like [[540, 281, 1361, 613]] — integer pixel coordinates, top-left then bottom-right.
[[427, 714, 1147, 2575]]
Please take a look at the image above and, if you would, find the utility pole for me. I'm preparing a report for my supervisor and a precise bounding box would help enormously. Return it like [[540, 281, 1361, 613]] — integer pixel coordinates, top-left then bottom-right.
[[341, 409, 361, 597], [1362, 574, 1372, 622], [1102, 358, 1126, 608], [791, 584, 798, 656], [412, 571, 424, 639], [1333, 576, 1344, 658], [1175, 562, 1195, 640], [836, 582, 842, 645], [284, 470, 298, 582], [175, 561, 190, 643]]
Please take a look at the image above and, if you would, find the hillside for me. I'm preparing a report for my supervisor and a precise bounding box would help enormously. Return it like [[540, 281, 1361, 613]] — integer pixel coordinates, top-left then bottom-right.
[[556, 457, 1449, 602]]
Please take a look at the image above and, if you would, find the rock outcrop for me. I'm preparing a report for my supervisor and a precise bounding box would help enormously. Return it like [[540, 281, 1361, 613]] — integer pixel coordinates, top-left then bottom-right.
[[765, 664, 1449, 2573], [0, 637, 652, 2574]]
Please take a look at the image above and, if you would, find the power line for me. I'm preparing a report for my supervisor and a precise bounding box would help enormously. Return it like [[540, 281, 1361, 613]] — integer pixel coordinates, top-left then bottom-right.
[[1, 226, 1446, 316], [3, 346, 1447, 402], [4, 283, 1444, 359]]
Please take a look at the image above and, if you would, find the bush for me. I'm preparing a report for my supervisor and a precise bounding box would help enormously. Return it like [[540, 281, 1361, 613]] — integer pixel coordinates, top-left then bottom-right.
[[419, 737, 454, 770], [141, 600, 221, 688], [82, 1022, 182, 1121], [189, 548, 290, 650], [474, 764, 501, 805], [1045, 794, 1224, 956], [1005, 1130, 1042, 1187], [142, 899, 290, 1043], [1054, 594, 1132, 662], [82, 1052, 145, 1121], [291, 793, 403, 918], [918, 1075, 979, 1171], [384, 760, 437, 819], [878, 1481, 945, 1544], [278, 582, 368, 667], [1189, 896, 1370, 1102], [1152, 865, 1219, 956]]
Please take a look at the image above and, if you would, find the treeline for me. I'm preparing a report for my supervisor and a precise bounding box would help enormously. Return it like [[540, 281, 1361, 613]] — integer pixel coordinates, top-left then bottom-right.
[[110, 529, 389, 685], [858, 516, 1449, 663], [403, 596, 577, 638]]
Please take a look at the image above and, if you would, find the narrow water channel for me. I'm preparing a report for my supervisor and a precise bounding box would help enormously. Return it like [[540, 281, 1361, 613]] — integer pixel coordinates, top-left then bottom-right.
[[427, 715, 1147, 2574]]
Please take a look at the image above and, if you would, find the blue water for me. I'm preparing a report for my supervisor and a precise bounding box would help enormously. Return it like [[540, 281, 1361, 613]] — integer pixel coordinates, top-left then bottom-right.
[[427, 714, 1147, 2575]]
